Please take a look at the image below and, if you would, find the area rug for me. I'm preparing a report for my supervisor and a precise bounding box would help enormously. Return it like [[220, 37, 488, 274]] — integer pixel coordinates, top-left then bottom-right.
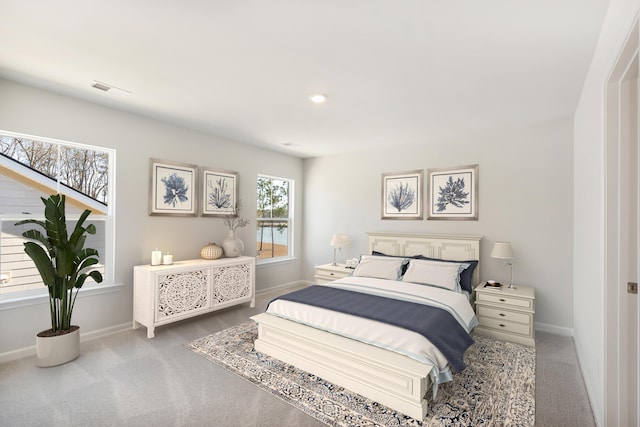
[[186, 322, 535, 426]]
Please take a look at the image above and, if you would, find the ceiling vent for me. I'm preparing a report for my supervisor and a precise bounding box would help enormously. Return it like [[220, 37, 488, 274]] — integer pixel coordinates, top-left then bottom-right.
[[91, 81, 111, 92], [91, 80, 131, 96]]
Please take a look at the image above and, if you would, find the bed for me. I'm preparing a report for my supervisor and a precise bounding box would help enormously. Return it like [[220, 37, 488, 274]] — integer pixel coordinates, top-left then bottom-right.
[[251, 232, 482, 420]]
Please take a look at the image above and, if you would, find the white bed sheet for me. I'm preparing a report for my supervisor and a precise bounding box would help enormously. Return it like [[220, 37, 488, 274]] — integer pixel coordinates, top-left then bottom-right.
[[266, 276, 478, 389]]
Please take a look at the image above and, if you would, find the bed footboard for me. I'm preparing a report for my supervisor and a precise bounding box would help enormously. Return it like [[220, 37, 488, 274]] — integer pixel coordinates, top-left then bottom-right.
[[251, 313, 432, 420]]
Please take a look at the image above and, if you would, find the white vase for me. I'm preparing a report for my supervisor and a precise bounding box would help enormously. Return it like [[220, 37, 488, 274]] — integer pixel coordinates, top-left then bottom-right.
[[222, 230, 244, 257], [36, 326, 80, 367]]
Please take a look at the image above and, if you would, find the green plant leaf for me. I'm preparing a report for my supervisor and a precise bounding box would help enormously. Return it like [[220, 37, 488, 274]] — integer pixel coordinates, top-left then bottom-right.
[[76, 270, 103, 289], [22, 242, 56, 287], [69, 209, 92, 244]]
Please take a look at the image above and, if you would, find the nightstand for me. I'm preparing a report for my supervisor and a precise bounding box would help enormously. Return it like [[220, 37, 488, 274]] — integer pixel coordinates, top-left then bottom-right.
[[314, 263, 353, 284], [473, 283, 535, 346]]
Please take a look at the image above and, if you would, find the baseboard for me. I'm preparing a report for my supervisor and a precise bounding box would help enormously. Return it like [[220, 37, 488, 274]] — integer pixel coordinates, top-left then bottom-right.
[[1, 283, 310, 365], [534, 321, 573, 336], [0, 321, 132, 364], [79, 322, 132, 342], [256, 280, 312, 296], [574, 346, 602, 427], [0, 346, 35, 364]]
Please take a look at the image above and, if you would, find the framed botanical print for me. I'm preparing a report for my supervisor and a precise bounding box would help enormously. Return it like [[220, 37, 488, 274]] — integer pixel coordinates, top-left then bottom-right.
[[200, 168, 237, 216], [427, 164, 478, 220], [381, 169, 423, 220], [149, 158, 198, 216]]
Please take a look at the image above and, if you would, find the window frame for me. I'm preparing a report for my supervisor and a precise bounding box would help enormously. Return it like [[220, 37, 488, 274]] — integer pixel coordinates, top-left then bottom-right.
[[0, 129, 116, 303], [256, 174, 294, 265]]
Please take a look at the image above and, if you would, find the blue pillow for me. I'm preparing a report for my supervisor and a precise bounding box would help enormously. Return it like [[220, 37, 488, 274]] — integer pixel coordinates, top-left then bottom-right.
[[414, 256, 478, 293]]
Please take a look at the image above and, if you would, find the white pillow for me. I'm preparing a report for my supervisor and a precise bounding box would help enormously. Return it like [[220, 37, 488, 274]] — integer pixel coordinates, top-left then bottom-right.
[[401, 259, 470, 292], [351, 255, 407, 280]]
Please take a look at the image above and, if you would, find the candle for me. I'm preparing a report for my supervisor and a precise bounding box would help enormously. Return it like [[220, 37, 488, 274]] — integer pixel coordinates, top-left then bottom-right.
[[151, 249, 162, 266], [163, 253, 173, 265]]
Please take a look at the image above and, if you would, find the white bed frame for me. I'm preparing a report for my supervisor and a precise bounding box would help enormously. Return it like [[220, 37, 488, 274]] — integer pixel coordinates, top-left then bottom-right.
[[251, 232, 482, 420]]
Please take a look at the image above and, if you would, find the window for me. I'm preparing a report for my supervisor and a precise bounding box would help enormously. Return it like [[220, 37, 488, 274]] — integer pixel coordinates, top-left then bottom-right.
[[256, 175, 292, 262], [0, 130, 114, 296]]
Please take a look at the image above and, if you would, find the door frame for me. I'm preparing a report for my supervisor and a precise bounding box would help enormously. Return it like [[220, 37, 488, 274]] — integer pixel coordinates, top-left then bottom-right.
[[604, 17, 640, 426]]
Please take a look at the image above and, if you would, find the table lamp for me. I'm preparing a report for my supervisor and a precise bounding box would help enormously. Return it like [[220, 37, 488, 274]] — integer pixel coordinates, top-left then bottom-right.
[[491, 241, 515, 289], [330, 234, 349, 266]]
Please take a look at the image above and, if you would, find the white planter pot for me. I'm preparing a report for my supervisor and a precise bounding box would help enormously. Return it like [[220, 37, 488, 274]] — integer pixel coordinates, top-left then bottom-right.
[[36, 326, 80, 367]]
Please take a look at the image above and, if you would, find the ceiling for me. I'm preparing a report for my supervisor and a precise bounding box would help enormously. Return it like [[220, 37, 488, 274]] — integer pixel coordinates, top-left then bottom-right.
[[0, 1, 609, 158]]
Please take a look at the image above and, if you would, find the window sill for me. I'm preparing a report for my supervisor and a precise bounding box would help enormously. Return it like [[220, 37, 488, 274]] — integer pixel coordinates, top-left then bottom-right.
[[0, 282, 125, 311], [256, 257, 298, 268]]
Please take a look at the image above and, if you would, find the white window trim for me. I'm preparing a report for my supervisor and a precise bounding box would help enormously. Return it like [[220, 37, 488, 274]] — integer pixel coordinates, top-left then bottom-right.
[[0, 281, 124, 310]]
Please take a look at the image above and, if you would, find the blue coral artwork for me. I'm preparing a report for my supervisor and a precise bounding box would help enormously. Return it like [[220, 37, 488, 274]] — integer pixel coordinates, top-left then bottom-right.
[[381, 170, 423, 220], [149, 159, 197, 216], [427, 164, 478, 220], [201, 168, 237, 216]]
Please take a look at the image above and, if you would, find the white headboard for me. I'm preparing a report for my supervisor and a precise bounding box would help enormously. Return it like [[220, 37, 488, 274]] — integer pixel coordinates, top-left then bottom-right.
[[368, 232, 483, 286]]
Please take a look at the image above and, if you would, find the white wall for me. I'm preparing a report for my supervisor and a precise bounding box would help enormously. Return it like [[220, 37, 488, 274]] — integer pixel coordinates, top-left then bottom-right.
[[573, 1, 640, 424], [303, 118, 574, 332], [0, 78, 304, 356]]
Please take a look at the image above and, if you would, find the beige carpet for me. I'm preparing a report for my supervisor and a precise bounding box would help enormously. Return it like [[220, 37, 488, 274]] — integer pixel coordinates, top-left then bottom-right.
[[187, 322, 535, 426]]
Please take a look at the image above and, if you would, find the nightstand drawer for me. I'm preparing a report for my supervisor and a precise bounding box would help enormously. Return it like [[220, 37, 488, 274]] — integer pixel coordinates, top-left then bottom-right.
[[477, 306, 531, 324], [314, 263, 352, 284], [316, 270, 349, 279], [478, 316, 531, 336], [476, 292, 534, 311]]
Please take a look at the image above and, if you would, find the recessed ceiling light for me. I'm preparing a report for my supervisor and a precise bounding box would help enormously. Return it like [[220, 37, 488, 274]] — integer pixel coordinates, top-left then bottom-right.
[[309, 93, 327, 103]]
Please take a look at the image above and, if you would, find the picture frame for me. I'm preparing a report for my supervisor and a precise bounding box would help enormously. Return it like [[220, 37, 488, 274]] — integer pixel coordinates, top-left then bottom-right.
[[149, 158, 198, 216], [427, 164, 478, 220], [381, 169, 423, 220], [200, 167, 238, 216]]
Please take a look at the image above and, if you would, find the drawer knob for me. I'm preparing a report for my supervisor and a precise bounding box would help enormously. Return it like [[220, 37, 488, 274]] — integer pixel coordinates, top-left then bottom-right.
[[499, 298, 506, 302], [499, 324, 506, 328], [330, 273, 335, 276], [499, 313, 506, 317]]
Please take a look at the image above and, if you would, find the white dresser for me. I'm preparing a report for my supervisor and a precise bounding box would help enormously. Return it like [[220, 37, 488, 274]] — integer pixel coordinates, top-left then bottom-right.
[[133, 256, 255, 338], [473, 283, 535, 346]]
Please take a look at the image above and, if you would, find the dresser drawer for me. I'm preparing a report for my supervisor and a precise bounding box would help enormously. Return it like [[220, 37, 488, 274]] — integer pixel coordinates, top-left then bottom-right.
[[476, 292, 534, 311], [477, 306, 531, 324], [478, 316, 531, 336]]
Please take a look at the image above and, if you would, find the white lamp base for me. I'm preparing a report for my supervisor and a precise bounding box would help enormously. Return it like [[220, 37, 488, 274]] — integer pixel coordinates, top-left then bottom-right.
[[506, 262, 515, 289]]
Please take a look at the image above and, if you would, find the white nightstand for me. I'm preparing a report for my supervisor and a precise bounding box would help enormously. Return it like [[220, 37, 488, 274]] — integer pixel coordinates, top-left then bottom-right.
[[473, 283, 535, 346], [314, 263, 353, 284]]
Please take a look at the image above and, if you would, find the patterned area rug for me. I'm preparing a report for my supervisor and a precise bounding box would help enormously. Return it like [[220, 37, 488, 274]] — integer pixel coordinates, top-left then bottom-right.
[[186, 322, 535, 426]]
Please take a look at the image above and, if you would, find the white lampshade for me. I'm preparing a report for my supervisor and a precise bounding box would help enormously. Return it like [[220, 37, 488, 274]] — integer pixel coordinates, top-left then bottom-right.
[[490, 242, 513, 259], [330, 234, 349, 248]]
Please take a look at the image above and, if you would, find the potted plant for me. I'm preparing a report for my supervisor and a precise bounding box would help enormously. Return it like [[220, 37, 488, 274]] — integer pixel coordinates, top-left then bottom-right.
[[15, 194, 103, 367]]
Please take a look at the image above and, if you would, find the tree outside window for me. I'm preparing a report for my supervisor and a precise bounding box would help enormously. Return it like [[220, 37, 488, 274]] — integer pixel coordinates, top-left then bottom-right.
[[256, 175, 291, 261], [1, 136, 109, 204]]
